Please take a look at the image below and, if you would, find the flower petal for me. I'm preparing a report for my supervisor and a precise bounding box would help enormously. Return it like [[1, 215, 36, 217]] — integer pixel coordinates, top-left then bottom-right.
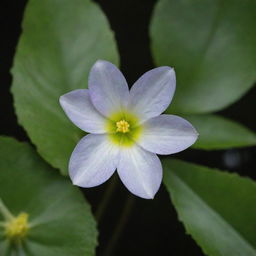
[[137, 114, 198, 155], [69, 134, 119, 187], [129, 67, 176, 122], [117, 145, 162, 199], [89, 60, 129, 117], [60, 89, 107, 133]]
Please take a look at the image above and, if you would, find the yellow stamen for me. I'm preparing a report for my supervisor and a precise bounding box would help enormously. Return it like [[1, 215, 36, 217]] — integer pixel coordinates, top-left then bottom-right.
[[5, 213, 29, 241], [116, 120, 130, 133]]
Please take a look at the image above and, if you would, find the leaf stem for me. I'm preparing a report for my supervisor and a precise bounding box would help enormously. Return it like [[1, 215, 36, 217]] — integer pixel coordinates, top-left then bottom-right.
[[17, 240, 26, 256], [103, 195, 135, 256], [95, 175, 118, 222], [0, 198, 14, 221]]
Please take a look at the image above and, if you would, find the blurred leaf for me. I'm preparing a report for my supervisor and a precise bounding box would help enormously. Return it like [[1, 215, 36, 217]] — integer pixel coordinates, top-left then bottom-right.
[[0, 136, 97, 256], [184, 114, 256, 150], [151, 0, 256, 114], [11, 0, 119, 175], [163, 159, 256, 256]]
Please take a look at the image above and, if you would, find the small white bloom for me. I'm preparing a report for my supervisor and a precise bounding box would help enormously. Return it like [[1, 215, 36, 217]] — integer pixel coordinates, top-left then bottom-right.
[[60, 60, 198, 199]]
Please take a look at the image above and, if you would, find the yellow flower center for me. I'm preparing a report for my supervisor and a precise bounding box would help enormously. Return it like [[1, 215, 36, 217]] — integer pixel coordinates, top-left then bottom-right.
[[5, 213, 29, 241], [106, 111, 142, 147], [116, 120, 130, 133]]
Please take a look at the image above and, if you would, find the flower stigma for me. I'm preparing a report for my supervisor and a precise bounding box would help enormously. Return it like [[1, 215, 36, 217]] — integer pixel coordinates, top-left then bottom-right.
[[116, 120, 130, 133], [5, 213, 29, 241], [106, 111, 142, 147]]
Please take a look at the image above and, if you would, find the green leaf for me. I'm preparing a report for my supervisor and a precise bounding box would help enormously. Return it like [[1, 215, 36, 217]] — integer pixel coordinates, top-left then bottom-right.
[[0, 137, 97, 256], [163, 159, 256, 256], [151, 0, 256, 114], [184, 114, 256, 150], [11, 0, 119, 175]]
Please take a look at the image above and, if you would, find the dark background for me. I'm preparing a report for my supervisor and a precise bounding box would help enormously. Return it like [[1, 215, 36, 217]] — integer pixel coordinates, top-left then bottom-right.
[[1, 0, 256, 255]]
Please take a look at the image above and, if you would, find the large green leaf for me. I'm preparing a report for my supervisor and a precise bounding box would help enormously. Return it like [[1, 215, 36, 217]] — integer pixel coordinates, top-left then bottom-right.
[[0, 136, 97, 256], [151, 0, 256, 114], [184, 114, 256, 150], [163, 159, 256, 256], [11, 0, 119, 175]]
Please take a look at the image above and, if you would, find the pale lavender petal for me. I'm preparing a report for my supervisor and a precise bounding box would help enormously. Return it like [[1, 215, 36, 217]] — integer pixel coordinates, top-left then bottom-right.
[[60, 89, 107, 133], [128, 67, 176, 123], [117, 145, 162, 199], [89, 60, 129, 117], [69, 134, 119, 187], [137, 114, 198, 155]]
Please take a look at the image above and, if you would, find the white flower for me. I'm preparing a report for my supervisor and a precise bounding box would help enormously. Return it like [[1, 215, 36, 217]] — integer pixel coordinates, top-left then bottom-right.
[[60, 60, 198, 199]]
